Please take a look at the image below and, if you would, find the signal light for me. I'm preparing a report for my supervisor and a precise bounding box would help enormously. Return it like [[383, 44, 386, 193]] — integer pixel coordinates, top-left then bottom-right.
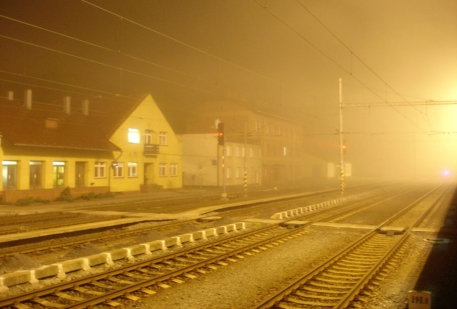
[[217, 123, 225, 145], [342, 140, 347, 154]]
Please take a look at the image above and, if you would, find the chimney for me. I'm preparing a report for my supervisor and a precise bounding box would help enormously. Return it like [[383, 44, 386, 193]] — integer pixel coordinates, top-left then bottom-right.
[[82, 99, 89, 115], [24, 89, 32, 109], [7, 91, 13, 100], [63, 96, 71, 114]]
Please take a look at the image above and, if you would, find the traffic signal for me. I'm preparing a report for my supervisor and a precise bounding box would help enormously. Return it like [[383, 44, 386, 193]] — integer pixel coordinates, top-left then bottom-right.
[[217, 122, 225, 145]]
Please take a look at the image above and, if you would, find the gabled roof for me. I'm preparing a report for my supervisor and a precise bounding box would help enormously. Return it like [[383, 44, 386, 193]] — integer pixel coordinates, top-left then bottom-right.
[[0, 93, 147, 152]]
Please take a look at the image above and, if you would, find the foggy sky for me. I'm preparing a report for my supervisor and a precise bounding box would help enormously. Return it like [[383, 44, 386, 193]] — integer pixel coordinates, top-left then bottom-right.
[[0, 0, 456, 178]]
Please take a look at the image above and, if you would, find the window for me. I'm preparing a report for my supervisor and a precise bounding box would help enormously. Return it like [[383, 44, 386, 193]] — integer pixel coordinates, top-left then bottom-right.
[[113, 162, 124, 178], [53, 161, 65, 188], [145, 130, 152, 144], [170, 163, 178, 177], [283, 146, 287, 156], [2, 161, 17, 189], [95, 162, 106, 178], [242, 147, 245, 157], [249, 148, 254, 158], [226, 167, 231, 179], [226, 145, 231, 156], [128, 128, 140, 144], [236, 146, 240, 157], [128, 162, 138, 177], [159, 131, 167, 145], [159, 163, 167, 177], [236, 167, 240, 179]]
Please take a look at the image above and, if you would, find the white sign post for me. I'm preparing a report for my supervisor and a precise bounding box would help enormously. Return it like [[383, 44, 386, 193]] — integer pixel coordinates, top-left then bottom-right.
[[408, 290, 431, 309]]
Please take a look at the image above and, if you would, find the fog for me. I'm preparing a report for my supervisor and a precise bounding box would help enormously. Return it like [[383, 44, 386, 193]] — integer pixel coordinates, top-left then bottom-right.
[[0, 0, 456, 180]]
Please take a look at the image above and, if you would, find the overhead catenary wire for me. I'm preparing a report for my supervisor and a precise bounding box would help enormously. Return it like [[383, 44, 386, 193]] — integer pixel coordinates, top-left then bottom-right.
[[0, 2, 447, 136], [254, 0, 430, 136], [0, 10, 332, 128]]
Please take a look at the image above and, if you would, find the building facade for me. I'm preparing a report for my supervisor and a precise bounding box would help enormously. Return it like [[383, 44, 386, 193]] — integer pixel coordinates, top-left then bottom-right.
[[0, 92, 182, 202], [185, 100, 307, 186], [178, 133, 262, 187]]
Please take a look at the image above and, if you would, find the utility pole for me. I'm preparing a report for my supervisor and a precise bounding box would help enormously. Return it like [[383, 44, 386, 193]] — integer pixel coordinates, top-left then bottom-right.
[[243, 120, 248, 197], [218, 122, 227, 199], [339, 78, 345, 195], [221, 144, 227, 199]]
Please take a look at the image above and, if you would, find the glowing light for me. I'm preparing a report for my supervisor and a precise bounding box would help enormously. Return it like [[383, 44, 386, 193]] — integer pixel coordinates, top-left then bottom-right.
[[443, 170, 450, 177]]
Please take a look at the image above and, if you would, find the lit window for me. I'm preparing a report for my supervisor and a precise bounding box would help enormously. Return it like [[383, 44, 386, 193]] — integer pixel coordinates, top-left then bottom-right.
[[159, 131, 167, 145], [128, 162, 138, 177], [128, 128, 140, 144], [283, 146, 287, 156], [95, 162, 106, 178], [53, 161, 66, 188], [170, 163, 178, 177], [113, 162, 124, 178], [159, 163, 167, 177]]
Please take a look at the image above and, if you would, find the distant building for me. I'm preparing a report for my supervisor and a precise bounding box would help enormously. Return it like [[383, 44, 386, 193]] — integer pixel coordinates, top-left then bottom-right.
[[178, 133, 262, 187], [0, 91, 182, 202], [185, 100, 309, 186]]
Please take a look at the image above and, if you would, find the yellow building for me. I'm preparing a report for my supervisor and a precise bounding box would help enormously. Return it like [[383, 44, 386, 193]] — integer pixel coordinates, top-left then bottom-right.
[[0, 91, 182, 203]]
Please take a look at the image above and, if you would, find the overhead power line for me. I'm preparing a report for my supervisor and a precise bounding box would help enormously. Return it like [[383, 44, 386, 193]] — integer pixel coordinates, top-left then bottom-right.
[[0, 7, 333, 128], [254, 0, 430, 135]]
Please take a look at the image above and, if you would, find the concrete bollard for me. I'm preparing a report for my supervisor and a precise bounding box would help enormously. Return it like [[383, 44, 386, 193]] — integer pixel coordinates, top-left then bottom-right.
[[140, 243, 152, 256], [29, 270, 39, 285], [0, 277, 7, 293]]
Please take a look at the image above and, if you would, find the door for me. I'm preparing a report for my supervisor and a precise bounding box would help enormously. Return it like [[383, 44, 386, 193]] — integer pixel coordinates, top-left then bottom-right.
[[75, 162, 86, 187], [144, 163, 155, 184], [53, 164, 65, 188], [2, 163, 17, 189], [30, 162, 43, 189]]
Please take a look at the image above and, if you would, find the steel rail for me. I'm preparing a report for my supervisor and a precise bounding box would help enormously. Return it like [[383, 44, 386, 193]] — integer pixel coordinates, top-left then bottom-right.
[[0, 183, 388, 257], [252, 182, 448, 309], [0, 183, 426, 308]]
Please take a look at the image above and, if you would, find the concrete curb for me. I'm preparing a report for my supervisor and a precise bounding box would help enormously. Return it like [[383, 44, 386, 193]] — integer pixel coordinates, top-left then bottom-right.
[[0, 222, 246, 292], [269, 190, 380, 220]]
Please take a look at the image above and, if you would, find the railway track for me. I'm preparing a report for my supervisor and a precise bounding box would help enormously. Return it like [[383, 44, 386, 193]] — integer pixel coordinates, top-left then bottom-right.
[[0, 183, 434, 308], [0, 183, 402, 258], [252, 182, 449, 309]]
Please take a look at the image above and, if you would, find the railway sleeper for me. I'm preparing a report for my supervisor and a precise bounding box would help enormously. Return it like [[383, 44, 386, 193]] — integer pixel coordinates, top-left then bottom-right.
[[89, 281, 118, 290], [107, 276, 135, 285], [356, 249, 389, 255], [331, 265, 368, 273], [308, 282, 352, 290], [316, 276, 360, 284], [123, 272, 153, 280], [302, 286, 348, 295], [32, 297, 65, 308], [295, 290, 342, 300], [322, 271, 363, 279], [345, 253, 382, 260], [284, 296, 337, 307], [54, 291, 85, 301], [72, 286, 104, 296], [175, 257, 197, 263], [337, 260, 374, 267]]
